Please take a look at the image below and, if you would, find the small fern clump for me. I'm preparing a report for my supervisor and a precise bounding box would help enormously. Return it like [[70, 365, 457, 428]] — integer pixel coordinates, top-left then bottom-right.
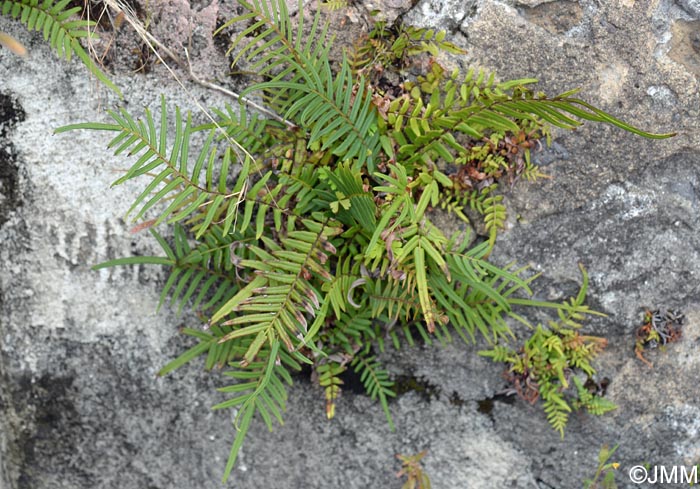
[[350, 19, 464, 80], [480, 266, 617, 436], [56, 0, 673, 481]]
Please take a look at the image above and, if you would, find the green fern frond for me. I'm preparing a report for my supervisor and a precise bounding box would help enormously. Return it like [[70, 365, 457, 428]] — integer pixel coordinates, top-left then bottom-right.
[[482, 194, 507, 247], [212, 340, 293, 482], [446, 239, 531, 295], [387, 67, 673, 168], [453, 68, 670, 138], [366, 277, 422, 326], [429, 267, 515, 345], [316, 361, 345, 419], [251, 56, 381, 170], [468, 90, 676, 139], [162, 335, 300, 483], [219, 0, 382, 169], [351, 353, 396, 429], [583, 395, 617, 416], [56, 97, 252, 237], [478, 344, 514, 363], [217, 0, 305, 77], [93, 226, 243, 316], [321, 163, 378, 232], [542, 393, 570, 438], [211, 219, 336, 363], [572, 377, 617, 416], [322, 309, 375, 355], [439, 184, 496, 217], [2, 0, 121, 95]]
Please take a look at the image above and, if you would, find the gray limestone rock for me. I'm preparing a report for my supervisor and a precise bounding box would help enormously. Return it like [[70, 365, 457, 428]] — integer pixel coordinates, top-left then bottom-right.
[[678, 0, 700, 18], [403, 0, 478, 30], [1, 0, 700, 488]]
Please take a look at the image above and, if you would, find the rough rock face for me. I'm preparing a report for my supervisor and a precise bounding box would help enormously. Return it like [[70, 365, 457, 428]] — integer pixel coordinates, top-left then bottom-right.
[[1, 0, 699, 488]]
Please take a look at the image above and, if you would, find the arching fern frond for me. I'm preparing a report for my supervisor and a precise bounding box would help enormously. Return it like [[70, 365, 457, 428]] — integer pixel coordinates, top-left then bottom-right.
[[385, 65, 674, 176], [211, 218, 338, 364], [161, 329, 304, 483], [212, 339, 293, 482], [260, 57, 380, 170], [219, 0, 382, 170], [56, 96, 251, 238], [2, 0, 121, 95]]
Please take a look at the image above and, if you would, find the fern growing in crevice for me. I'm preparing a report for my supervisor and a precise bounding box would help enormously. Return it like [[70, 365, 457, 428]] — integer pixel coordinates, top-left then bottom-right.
[[57, 0, 674, 482], [480, 265, 617, 436]]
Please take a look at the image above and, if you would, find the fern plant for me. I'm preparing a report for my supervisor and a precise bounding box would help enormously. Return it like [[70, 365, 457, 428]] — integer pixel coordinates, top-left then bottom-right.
[[56, 0, 673, 482], [480, 265, 617, 436], [1, 0, 121, 95]]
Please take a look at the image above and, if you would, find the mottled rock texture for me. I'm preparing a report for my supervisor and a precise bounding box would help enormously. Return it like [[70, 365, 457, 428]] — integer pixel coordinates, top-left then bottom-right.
[[1, 0, 699, 488]]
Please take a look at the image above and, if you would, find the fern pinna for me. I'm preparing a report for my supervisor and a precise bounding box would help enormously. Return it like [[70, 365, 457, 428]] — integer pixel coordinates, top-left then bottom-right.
[[57, 0, 673, 481]]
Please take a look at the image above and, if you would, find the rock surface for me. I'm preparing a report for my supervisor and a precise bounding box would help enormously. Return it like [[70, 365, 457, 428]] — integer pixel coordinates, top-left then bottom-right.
[[1, 0, 699, 488]]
